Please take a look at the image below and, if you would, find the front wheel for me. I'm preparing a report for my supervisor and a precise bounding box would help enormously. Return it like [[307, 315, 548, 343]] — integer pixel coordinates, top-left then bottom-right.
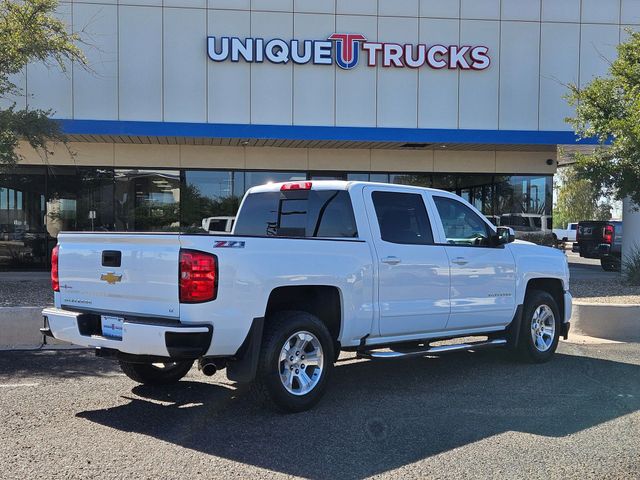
[[517, 290, 561, 363], [251, 311, 335, 413], [119, 360, 194, 385]]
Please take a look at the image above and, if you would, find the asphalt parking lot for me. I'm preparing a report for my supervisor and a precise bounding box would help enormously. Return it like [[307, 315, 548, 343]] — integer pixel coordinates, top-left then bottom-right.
[[1, 342, 638, 479], [566, 251, 619, 282]]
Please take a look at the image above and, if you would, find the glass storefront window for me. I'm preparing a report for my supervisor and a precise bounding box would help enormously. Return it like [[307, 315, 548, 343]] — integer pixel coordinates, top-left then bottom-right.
[[244, 171, 307, 191], [495, 175, 552, 233], [310, 172, 347, 180], [182, 170, 238, 231], [114, 169, 180, 232], [389, 174, 432, 187], [452, 175, 495, 216], [369, 173, 389, 183], [346, 173, 369, 182], [0, 165, 555, 268], [0, 167, 47, 269], [46, 167, 115, 236], [233, 171, 245, 198]]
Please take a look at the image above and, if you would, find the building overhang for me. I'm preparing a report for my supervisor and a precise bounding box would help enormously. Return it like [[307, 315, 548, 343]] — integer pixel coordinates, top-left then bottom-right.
[[59, 120, 596, 152]]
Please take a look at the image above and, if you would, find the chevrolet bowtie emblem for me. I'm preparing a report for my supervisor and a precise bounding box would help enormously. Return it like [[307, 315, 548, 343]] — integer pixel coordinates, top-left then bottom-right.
[[100, 272, 122, 285]]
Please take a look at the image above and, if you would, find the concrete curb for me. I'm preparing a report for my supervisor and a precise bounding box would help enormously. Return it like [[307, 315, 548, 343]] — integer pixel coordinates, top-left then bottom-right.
[[0, 306, 68, 349], [571, 302, 640, 343], [0, 302, 638, 349]]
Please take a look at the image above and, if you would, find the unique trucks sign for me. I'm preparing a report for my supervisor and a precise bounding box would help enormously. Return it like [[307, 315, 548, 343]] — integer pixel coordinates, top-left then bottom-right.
[[207, 34, 490, 71]]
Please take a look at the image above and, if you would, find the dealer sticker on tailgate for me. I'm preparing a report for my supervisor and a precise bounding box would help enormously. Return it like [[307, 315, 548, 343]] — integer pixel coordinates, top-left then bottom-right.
[[101, 315, 124, 340]]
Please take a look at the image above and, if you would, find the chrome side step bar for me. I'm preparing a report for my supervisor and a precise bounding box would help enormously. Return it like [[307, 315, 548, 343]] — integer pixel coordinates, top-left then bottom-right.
[[358, 338, 508, 360]]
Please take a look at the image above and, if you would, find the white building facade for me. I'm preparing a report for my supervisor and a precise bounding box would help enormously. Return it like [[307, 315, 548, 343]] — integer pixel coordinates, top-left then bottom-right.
[[1, 0, 636, 268]]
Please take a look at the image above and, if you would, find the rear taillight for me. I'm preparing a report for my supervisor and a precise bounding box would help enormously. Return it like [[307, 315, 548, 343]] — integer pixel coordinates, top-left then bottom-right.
[[51, 245, 60, 292], [603, 225, 614, 244], [575, 226, 580, 242], [179, 249, 217, 303]]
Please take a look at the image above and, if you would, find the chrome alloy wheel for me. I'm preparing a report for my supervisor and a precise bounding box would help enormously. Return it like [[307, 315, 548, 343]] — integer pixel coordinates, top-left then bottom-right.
[[279, 331, 324, 396], [530, 304, 556, 352]]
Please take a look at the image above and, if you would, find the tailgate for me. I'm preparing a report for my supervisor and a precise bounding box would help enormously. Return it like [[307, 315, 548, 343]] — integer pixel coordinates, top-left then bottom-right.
[[57, 233, 180, 318], [578, 222, 604, 242]]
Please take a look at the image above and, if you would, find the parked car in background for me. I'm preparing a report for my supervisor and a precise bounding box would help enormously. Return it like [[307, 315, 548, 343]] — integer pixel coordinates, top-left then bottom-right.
[[552, 222, 578, 243], [201, 216, 235, 234], [573, 220, 623, 271], [42, 181, 571, 412], [499, 214, 553, 239]]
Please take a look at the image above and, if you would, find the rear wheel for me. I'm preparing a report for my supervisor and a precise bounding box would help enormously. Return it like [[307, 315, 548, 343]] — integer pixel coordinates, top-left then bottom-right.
[[251, 311, 334, 413], [601, 257, 621, 272], [517, 290, 561, 363], [119, 360, 194, 385]]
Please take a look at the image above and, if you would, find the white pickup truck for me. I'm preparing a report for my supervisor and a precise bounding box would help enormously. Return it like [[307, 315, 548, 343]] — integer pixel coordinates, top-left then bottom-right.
[[43, 181, 572, 412], [553, 222, 578, 243]]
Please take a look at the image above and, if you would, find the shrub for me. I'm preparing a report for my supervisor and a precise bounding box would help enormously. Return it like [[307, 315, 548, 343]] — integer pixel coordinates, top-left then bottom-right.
[[623, 245, 640, 286]]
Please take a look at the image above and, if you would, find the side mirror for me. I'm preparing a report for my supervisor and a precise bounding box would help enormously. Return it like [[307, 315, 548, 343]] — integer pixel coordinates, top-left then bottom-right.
[[496, 226, 516, 245]]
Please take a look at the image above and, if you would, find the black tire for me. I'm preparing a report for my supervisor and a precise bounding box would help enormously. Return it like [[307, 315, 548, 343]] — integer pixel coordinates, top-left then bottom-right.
[[601, 257, 621, 272], [250, 311, 335, 413], [119, 360, 194, 385], [517, 290, 561, 363]]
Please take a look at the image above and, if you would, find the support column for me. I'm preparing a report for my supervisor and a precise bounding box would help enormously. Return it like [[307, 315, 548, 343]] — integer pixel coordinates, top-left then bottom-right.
[[622, 197, 640, 266]]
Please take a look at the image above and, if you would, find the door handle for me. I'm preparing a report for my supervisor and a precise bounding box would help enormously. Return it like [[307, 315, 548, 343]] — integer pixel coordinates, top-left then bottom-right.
[[381, 256, 401, 265], [451, 257, 468, 266]]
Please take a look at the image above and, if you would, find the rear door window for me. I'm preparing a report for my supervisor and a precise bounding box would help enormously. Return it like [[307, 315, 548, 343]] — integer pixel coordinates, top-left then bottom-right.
[[371, 191, 434, 245], [234, 190, 358, 238]]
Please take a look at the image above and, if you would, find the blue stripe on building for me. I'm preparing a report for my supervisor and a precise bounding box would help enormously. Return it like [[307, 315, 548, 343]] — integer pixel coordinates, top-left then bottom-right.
[[59, 119, 598, 146]]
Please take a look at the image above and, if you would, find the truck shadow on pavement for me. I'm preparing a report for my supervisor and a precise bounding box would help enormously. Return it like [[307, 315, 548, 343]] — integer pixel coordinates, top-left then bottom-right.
[[77, 349, 640, 479], [0, 349, 120, 379]]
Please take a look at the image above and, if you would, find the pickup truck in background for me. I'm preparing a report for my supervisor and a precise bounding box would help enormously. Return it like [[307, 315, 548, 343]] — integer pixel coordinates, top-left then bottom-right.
[[42, 181, 572, 412], [201, 216, 235, 234], [573, 220, 623, 271], [552, 222, 578, 243]]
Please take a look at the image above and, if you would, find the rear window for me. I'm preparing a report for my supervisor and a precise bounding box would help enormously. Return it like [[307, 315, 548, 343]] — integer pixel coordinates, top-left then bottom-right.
[[234, 190, 358, 238], [209, 220, 228, 231]]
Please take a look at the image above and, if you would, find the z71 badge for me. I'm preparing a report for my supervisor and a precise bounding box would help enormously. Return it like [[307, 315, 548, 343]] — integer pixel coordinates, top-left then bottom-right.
[[213, 241, 245, 248]]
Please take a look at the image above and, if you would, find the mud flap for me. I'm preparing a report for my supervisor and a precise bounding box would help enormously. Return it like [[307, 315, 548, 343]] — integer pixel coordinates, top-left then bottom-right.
[[226, 317, 264, 383], [505, 305, 523, 350]]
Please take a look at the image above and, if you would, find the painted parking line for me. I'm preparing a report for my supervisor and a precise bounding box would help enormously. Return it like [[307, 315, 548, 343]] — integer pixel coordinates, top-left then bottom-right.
[[0, 383, 39, 388]]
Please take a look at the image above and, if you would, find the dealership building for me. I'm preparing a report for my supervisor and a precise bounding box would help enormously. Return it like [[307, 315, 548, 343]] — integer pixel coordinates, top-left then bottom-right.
[[1, 0, 635, 269]]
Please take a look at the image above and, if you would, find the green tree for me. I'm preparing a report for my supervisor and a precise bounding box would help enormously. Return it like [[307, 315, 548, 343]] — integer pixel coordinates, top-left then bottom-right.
[[553, 166, 611, 228], [0, 0, 85, 167], [566, 30, 640, 205]]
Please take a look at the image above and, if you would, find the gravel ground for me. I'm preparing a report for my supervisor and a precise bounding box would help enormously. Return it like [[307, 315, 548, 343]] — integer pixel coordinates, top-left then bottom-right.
[[0, 343, 638, 479], [0, 279, 52, 307], [566, 253, 640, 304], [570, 278, 640, 304]]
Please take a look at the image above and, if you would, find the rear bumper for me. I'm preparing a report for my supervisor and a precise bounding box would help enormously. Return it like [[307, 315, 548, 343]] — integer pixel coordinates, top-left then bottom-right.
[[42, 308, 212, 359]]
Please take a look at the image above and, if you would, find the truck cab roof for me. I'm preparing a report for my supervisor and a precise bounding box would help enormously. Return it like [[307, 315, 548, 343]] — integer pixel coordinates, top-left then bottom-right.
[[246, 179, 452, 196]]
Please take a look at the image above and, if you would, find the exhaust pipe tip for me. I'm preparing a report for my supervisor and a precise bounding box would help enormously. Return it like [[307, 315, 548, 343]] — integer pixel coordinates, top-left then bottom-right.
[[201, 363, 217, 377]]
